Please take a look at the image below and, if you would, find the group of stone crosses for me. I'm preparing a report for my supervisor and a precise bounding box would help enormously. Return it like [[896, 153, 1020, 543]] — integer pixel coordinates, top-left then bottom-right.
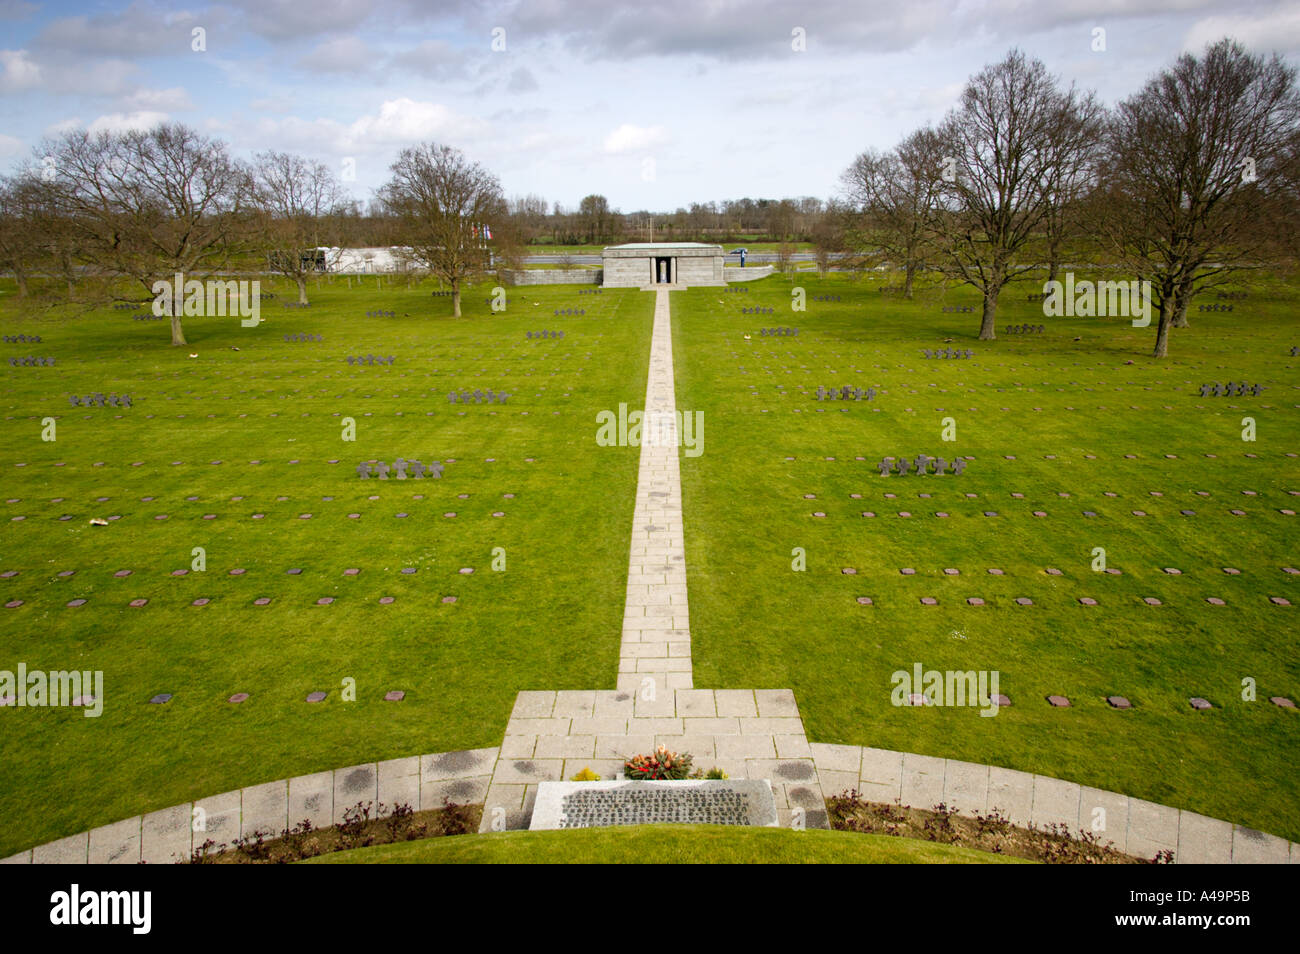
[[365, 310, 395, 318], [759, 327, 798, 336], [284, 333, 322, 342], [2, 334, 41, 343], [941, 305, 974, 313], [743, 307, 775, 315], [357, 458, 443, 479], [812, 295, 842, 302], [485, 296, 512, 306], [577, 288, 603, 295], [448, 388, 510, 404], [112, 303, 137, 310], [1199, 381, 1263, 397], [432, 290, 454, 297], [9, 356, 54, 366], [1026, 292, 1049, 303], [1198, 303, 1234, 312], [553, 308, 586, 316], [817, 385, 875, 401], [132, 313, 165, 321], [724, 286, 749, 294], [1004, 324, 1044, 335], [526, 330, 564, 339], [69, 392, 132, 407], [1290, 346, 1300, 356], [283, 302, 311, 309], [922, 348, 973, 359], [346, 354, 396, 365], [877, 454, 967, 476], [1217, 291, 1247, 301]]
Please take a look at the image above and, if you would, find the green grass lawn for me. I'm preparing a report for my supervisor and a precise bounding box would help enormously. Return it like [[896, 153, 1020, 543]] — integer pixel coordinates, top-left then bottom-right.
[[0, 275, 651, 857], [1, 266, 1296, 859], [303, 823, 1027, 864], [673, 271, 1299, 841]]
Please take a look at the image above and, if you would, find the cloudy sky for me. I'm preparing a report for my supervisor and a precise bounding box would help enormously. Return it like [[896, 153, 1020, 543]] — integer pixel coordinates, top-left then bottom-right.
[[2, 0, 1298, 212]]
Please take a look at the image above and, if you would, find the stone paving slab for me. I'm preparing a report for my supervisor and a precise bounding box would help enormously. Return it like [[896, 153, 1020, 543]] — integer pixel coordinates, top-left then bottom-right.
[[377, 756, 421, 811], [141, 803, 192, 864], [1232, 825, 1291, 863], [32, 831, 88, 864], [13, 748, 507, 863], [88, 816, 141, 864], [1177, 811, 1232, 864], [241, 780, 288, 839], [1080, 786, 1130, 855], [288, 770, 333, 830]]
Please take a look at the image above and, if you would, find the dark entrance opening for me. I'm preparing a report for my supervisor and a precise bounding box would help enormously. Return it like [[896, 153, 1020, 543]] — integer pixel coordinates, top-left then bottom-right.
[[654, 256, 672, 284]]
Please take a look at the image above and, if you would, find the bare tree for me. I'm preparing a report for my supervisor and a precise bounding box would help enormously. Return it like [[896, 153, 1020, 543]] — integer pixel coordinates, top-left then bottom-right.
[[1094, 39, 1300, 357], [841, 127, 946, 297], [250, 151, 347, 304], [0, 175, 44, 298], [809, 204, 846, 279], [932, 49, 1098, 339], [39, 123, 248, 345], [1040, 91, 1106, 285], [380, 143, 505, 317]]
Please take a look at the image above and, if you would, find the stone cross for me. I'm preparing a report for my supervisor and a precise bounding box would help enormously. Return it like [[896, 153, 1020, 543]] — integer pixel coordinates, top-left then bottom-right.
[[953, 458, 967, 475], [896, 457, 911, 475], [877, 459, 892, 476], [356, 462, 370, 478]]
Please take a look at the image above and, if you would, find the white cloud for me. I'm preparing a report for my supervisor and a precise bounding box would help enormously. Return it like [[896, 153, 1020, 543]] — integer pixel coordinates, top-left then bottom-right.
[[87, 110, 170, 134], [0, 132, 24, 157], [242, 98, 487, 157], [0, 49, 41, 91], [603, 123, 668, 154], [346, 97, 487, 147], [120, 87, 194, 112], [1184, 9, 1300, 53], [43, 117, 82, 137], [296, 36, 378, 74]]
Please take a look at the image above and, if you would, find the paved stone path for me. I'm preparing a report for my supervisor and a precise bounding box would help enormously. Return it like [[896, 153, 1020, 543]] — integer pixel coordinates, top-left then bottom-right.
[[620, 288, 691, 693]]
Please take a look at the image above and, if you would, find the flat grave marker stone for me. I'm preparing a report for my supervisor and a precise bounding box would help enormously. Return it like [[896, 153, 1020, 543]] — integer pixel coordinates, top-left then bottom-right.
[[529, 779, 778, 830]]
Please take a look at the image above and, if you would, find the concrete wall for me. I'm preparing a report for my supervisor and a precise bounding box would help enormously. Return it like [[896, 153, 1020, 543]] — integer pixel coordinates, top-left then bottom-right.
[[602, 257, 651, 287], [601, 252, 725, 288], [498, 269, 601, 286], [723, 266, 776, 282]]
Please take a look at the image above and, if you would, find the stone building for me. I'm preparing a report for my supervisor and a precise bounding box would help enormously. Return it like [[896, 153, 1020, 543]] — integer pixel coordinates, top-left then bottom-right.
[[601, 242, 725, 288]]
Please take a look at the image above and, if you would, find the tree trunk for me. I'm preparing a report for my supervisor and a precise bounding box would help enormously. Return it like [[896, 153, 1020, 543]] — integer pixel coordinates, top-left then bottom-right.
[[14, 271, 28, 298], [163, 286, 187, 346], [452, 280, 462, 317], [1047, 260, 1059, 286], [296, 276, 308, 305], [978, 284, 999, 340], [1152, 298, 1172, 358], [1171, 286, 1190, 328], [903, 262, 916, 300]]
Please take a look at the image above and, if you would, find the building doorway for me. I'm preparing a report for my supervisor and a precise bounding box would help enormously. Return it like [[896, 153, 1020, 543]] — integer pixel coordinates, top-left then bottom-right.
[[654, 256, 673, 284]]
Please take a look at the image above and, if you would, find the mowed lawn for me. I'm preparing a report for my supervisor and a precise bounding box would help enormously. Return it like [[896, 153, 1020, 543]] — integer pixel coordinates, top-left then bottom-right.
[[0, 277, 651, 857], [673, 272, 1300, 842]]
